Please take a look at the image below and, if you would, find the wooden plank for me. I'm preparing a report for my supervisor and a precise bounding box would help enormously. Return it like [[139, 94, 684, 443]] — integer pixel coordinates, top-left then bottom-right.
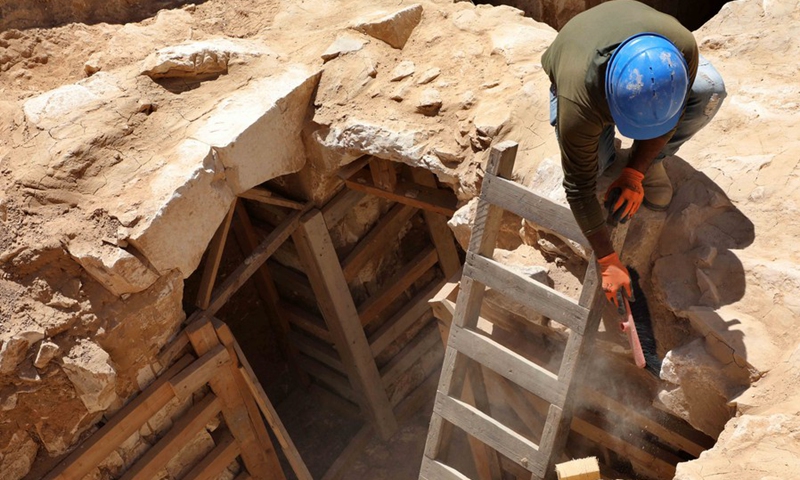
[[411, 168, 462, 278], [293, 209, 397, 439], [168, 344, 231, 401], [463, 362, 503, 480], [380, 322, 441, 388], [449, 325, 564, 407], [321, 188, 367, 228], [201, 204, 310, 318], [358, 247, 439, 327], [464, 252, 588, 334], [480, 173, 589, 249], [570, 415, 677, 479], [555, 457, 600, 480], [232, 200, 308, 385], [434, 393, 541, 473], [369, 278, 445, 357], [297, 355, 358, 405], [120, 393, 222, 480], [156, 332, 191, 373], [236, 360, 314, 480], [341, 203, 418, 281], [186, 320, 285, 480], [336, 155, 371, 181], [345, 169, 457, 216], [369, 157, 398, 191], [240, 187, 306, 210], [420, 456, 472, 480], [291, 331, 345, 373], [578, 386, 706, 457], [268, 261, 317, 307], [197, 201, 236, 309], [283, 302, 333, 343], [44, 355, 194, 480], [182, 429, 240, 480]]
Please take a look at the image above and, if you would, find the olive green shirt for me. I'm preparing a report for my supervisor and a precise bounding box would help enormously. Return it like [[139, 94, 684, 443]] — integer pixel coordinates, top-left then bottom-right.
[[541, 0, 698, 236]]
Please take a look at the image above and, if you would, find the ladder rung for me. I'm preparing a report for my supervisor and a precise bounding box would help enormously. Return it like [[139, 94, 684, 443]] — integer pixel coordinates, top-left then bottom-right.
[[464, 252, 588, 334], [450, 325, 565, 406], [435, 393, 542, 473], [419, 456, 471, 480], [481, 173, 589, 249]]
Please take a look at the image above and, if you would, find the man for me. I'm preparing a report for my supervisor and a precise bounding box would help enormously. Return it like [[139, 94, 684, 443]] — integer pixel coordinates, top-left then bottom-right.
[[541, 0, 726, 306]]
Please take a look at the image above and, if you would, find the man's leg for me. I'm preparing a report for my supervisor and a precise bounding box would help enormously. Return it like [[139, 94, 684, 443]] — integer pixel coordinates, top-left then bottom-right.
[[644, 55, 727, 209]]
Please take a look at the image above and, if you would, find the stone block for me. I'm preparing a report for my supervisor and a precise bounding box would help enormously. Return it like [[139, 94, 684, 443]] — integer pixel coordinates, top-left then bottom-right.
[[0, 337, 30, 375], [352, 4, 423, 49], [61, 340, 118, 414], [141, 39, 268, 79], [390, 60, 415, 81], [67, 241, 158, 296], [0, 430, 38, 480]]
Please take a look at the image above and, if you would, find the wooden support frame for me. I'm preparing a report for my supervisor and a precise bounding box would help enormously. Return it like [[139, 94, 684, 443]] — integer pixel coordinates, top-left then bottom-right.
[[197, 202, 237, 309], [292, 209, 398, 439], [240, 186, 306, 210], [343, 168, 458, 216]]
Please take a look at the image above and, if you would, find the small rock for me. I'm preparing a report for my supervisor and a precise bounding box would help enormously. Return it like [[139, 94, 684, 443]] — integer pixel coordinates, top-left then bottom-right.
[[390, 60, 415, 81], [390, 81, 411, 102], [433, 147, 465, 164], [460, 90, 476, 109], [321, 35, 366, 61], [18, 362, 41, 383], [696, 268, 721, 308], [61, 340, 118, 413], [693, 245, 718, 268], [0, 337, 31, 374], [352, 4, 423, 49], [416, 88, 442, 116], [34, 341, 60, 369], [1, 393, 18, 411], [84, 53, 103, 76], [416, 67, 440, 85]]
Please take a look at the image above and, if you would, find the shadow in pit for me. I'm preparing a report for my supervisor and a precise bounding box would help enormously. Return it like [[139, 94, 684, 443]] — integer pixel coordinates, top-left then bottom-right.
[[153, 72, 226, 94]]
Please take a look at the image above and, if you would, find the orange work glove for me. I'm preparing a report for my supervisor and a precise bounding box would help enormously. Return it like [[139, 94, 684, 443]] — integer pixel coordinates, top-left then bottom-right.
[[598, 252, 632, 308], [604, 167, 645, 224]]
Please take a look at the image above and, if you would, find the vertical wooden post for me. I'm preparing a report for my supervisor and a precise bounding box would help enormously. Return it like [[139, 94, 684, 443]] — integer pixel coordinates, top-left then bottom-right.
[[369, 157, 398, 191], [197, 202, 237, 309], [411, 168, 462, 278], [292, 210, 398, 439]]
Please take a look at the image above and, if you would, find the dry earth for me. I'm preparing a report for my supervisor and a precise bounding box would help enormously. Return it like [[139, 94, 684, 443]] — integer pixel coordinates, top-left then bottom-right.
[[0, 0, 799, 478]]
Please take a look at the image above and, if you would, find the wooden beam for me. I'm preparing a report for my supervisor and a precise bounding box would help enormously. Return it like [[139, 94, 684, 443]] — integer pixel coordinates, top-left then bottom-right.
[[156, 332, 191, 373], [293, 209, 397, 439], [291, 331, 345, 374], [200, 203, 311, 318], [369, 277, 444, 357], [234, 337, 313, 480], [168, 344, 231, 401], [420, 456, 472, 480], [283, 301, 333, 343], [411, 168, 462, 278], [268, 261, 317, 308], [369, 157, 398, 191], [321, 188, 367, 228], [186, 320, 285, 480], [341, 203, 418, 281], [239, 186, 306, 210], [44, 355, 194, 480], [181, 429, 239, 480], [344, 168, 458, 216], [357, 247, 438, 327], [119, 393, 222, 480], [380, 322, 440, 388], [197, 201, 236, 309], [297, 355, 358, 404], [231, 200, 308, 386]]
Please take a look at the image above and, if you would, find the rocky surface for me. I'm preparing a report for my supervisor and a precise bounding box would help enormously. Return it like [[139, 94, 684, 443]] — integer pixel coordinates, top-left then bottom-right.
[[0, 0, 798, 478]]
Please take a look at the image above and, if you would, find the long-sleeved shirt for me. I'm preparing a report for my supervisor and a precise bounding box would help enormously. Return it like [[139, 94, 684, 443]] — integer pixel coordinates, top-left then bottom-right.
[[541, 0, 698, 236]]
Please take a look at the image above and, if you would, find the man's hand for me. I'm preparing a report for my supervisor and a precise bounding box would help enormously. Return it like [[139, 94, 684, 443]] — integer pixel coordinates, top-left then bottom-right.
[[604, 167, 645, 223], [598, 252, 632, 308]]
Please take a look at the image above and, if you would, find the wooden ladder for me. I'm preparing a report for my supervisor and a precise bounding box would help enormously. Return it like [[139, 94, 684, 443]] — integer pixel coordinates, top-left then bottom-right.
[[419, 141, 606, 480]]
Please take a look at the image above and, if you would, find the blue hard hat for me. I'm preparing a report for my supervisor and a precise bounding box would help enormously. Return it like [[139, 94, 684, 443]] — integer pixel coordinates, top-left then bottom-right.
[[605, 33, 689, 140]]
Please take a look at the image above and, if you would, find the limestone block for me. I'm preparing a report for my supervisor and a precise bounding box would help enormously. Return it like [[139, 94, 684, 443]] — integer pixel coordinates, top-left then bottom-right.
[[141, 39, 268, 79], [0, 337, 30, 375], [61, 340, 118, 414], [321, 34, 366, 61], [390, 60, 415, 81], [33, 341, 61, 369], [67, 241, 158, 296], [352, 4, 423, 49], [0, 430, 38, 480], [318, 119, 427, 166], [417, 67, 440, 85], [120, 138, 236, 278], [447, 197, 478, 250], [190, 64, 321, 195], [657, 338, 737, 437], [416, 88, 442, 116]]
